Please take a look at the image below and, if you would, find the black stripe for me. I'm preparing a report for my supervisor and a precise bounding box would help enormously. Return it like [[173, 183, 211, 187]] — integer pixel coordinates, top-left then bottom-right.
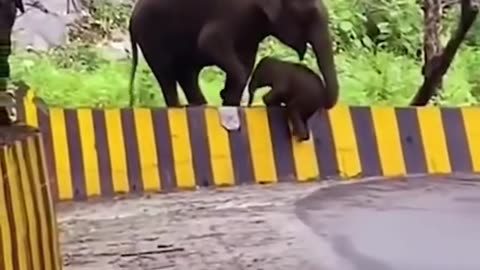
[[267, 107, 296, 182], [121, 109, 144, 193], [187, 107, 214, 187], [152, 109, 177, 191], [310, 110, 339, 179], [92, 110, 114, 196], [64, 109, 87, 200], [37, 109, 58, 200], [227, 108, 255, 185], [350, 107, 382, 177], [441, 108, 472, 173], [395, 108, 428, 174]]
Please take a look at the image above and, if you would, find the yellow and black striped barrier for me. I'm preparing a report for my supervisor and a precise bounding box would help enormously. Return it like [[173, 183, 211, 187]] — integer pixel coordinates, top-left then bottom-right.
[[15, 89, 480, 201], [0, 126, 62, 270]]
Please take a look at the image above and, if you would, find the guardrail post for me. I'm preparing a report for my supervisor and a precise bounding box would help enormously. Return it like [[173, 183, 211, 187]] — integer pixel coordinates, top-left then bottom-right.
[[0, 84, 17, 125]]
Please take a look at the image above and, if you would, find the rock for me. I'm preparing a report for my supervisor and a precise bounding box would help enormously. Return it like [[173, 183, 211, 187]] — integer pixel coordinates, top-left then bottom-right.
[[11, 0, 140, 57], [97, 40, 130, 61], [11, 0, 87, 51]]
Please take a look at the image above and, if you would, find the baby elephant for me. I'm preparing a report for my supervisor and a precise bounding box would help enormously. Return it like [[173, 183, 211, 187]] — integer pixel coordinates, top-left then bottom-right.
[[247, 56, 338, 141]]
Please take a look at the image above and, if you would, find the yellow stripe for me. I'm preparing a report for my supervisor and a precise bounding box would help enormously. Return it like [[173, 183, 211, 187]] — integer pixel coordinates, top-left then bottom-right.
[[0, 149, 14, 270], [370, 107, 406, 176], [168, 109, 195, 188], [14, 143, 41, 270], [77, 109, 101, 197], [291, 128, 319, 181], [328, 105, 362, 178], [245, 108, 277, 183], [461, 107, 480, 172], [25, 91, 38, 127], [416, 107, 451, 173], [49, 109, 73, 200], [26, 138, 53, 270], [4, 149, 28, 270], [133, 109, 161, 191], [104, 109, 129, 193], [36, 135, 62, 270], [205, 108, 234, 186]]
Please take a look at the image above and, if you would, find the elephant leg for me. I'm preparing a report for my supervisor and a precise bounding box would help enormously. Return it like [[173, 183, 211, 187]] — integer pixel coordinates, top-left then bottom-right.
[[287, 100, 310, 142], [141, 49, 180, 107], [177, 66, 207, 106], [198, 24, 249, 106], [142, 63, 179, 107], [262, 90, 283, 106], [154, 72, 180, 107], [219, 48, 257, 105], [228, 47, 258, 104]]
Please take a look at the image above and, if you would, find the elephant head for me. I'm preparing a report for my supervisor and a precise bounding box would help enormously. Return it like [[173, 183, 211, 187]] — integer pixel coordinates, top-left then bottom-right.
[[257, 0, 339, 104]]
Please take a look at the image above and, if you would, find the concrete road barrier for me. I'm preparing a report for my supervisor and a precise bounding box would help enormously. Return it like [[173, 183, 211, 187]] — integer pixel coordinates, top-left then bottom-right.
[[0, 125, 62, 270], [14, 88, 480, 201]]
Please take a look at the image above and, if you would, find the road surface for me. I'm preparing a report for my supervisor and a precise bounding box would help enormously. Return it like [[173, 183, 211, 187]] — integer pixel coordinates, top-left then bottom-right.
[[57, 174, 480, 270]]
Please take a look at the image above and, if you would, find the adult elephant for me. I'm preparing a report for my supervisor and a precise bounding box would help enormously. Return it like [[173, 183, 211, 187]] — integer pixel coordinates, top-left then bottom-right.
[[128, 0, 339, 107]]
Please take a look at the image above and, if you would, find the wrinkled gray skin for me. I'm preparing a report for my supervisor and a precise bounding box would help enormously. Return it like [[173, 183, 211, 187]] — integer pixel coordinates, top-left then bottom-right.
[[128, 0, 339, 107], [0, 0, 24, 123], [247, 56, 338, 141]]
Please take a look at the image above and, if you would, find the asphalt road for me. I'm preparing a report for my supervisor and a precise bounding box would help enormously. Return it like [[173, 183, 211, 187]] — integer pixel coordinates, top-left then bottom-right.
[[57, 174, 480, 270]]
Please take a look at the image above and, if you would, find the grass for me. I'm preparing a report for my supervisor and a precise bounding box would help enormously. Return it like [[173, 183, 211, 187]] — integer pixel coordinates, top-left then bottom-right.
[[8, 40, 480, 108]]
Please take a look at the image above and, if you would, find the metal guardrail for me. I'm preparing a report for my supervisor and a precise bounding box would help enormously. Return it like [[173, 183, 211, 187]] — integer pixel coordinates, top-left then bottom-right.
[[0, 80, 39, 126], [0, 88, 18, 124]]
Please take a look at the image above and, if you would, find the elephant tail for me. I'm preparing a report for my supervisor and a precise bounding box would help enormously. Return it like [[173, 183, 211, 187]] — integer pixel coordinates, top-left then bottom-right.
[[128, 29, 139, 107]]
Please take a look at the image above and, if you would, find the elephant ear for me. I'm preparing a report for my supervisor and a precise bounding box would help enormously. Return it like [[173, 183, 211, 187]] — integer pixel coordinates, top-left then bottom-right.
[[257, 0, 282, 23]]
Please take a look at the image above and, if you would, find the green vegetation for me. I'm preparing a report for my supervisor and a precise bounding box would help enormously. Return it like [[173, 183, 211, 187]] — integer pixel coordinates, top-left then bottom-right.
[[8, 0, 480, 108]]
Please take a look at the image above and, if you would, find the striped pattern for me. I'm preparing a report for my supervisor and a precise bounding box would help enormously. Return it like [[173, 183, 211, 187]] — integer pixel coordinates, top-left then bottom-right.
[[0, 129, 63, 270], [14, 90, 480, 201]]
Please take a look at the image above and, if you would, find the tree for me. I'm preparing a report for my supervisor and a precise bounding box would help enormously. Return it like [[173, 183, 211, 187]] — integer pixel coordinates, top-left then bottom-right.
[[422, 0, 443, 100], [410, 0, 479, 106]]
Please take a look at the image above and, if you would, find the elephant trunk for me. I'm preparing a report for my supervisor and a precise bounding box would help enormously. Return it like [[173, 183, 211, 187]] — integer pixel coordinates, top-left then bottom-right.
[[309, 17, 339, 110]]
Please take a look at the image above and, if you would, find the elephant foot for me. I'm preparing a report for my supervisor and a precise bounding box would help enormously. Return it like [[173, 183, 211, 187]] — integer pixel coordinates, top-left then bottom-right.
[[291, 121, 310, 142], [295, 130, 310, 142], [218, 106, 240, 131]]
